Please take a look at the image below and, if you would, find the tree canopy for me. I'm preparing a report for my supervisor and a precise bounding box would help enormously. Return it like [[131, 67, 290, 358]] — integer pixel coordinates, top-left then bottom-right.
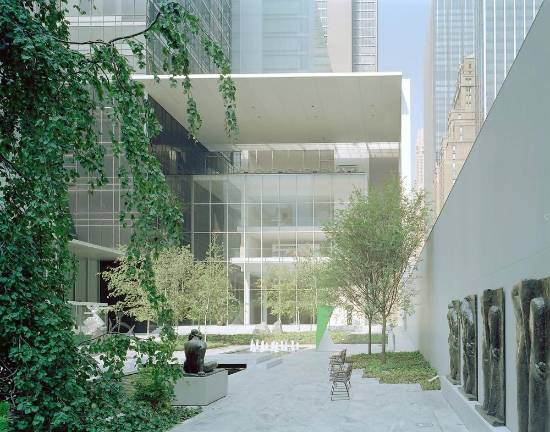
[[324, 178, 427, 360], [0, 1, 236, 429]]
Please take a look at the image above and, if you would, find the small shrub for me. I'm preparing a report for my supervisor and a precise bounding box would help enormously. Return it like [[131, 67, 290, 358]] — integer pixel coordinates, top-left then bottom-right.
[[134, 368, 178, 410], [0, 401, 8, 432], [347, 351, 440, 390]]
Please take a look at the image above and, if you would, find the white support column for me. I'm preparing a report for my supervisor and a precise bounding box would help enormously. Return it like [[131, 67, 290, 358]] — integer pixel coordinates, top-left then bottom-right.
[[243, 267, 251, 325]]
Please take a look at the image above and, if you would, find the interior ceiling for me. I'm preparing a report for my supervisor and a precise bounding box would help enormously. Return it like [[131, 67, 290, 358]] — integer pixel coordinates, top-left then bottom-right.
[[134, 73, 403, 150]]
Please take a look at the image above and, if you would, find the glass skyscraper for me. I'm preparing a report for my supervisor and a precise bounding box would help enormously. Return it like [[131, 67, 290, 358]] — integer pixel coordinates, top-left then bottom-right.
[[425, 0, 543, 193], [475, 0, 544, 121], [351, 0, 378, 72], [232, 0, 331, 73], [431, 0, 475, 162]]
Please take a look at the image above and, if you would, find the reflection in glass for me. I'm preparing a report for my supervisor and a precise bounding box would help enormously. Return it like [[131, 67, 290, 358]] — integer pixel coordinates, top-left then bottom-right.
[[193, 233, 210, 260], [227, 203, 243, 232], [211, 204, 226, 232], [210, 179, 225, 204], [194, 179, 210, 203], [245, 175, 262, 203], [193, 204, 209, 232], [189, 173, 368, 325]]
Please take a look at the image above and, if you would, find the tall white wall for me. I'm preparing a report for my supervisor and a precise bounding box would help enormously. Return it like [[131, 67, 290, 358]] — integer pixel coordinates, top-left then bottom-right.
[[406, 3, 550, 432]]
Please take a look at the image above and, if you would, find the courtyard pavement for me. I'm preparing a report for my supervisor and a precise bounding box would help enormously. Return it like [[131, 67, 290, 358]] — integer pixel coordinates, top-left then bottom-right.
[[170, 339, 468, 432]]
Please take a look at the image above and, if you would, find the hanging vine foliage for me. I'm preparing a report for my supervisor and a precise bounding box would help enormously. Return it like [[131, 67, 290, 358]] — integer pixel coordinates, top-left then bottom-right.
[[0, 0, 237, 430]]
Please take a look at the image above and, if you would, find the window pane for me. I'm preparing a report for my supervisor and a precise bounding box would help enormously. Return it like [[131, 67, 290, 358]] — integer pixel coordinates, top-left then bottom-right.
[[246, 205, 261, 231], [314, 175, 333, 202], [297, 202, 313, 227], [211, 179, 225, 204], [245, 175, 262, 203], [314, 202, 332, 227], [262, 204, 279, 228], [227, 203, 243, 232], [262, 176, 279, 203], [193, 204, 209, 232], [194, 179, 210, 203], [193, 233, 210, 260], [228, 233, 244, 259], [227, 176, 243, 203], [211, 204, 226, 232]]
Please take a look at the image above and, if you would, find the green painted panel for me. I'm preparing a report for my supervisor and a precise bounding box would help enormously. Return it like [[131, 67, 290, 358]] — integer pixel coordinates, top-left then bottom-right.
[[316, 305, 334, 348]]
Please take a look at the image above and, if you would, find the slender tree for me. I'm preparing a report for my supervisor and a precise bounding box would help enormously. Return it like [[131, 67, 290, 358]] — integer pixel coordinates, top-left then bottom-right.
[[188, 240, 235, 334], [324, 179, 427, 359], [263, 264, 297, 323], [324, 189, 381, 354], [366, 179, 427, 362]]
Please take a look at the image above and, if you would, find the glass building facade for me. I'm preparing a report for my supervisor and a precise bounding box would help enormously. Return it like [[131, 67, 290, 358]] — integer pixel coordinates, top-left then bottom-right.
[[190, 173, 368, 325], [429, 0, 544, 163], [475, 0, 543, 121], [232, 0, 331, 73], [432, 0, 475, 162], [66, 0, 234, 249], [67, 0, 231, 74], [351, 0, 378, 72]]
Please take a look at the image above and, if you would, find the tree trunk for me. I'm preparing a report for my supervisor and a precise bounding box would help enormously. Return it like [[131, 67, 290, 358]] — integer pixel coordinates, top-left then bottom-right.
[[381, 316, 387, 363], [368, 317, 372, 354], [146, 319, 150, 335]]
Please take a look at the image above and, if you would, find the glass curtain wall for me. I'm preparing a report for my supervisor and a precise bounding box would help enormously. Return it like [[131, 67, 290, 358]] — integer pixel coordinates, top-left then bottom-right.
[[191, 173, 368, 325]]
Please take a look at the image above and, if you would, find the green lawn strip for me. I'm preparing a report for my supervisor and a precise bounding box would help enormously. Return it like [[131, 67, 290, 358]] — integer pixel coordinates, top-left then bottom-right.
[[330, 331, 386, 344], [0, 401, 9, 432], [176, 331, 386, 350], [347, 351, 440, 391]]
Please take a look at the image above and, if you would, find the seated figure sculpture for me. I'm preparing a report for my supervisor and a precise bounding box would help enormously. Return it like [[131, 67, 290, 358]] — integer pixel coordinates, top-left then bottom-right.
[[183, 329, 218, 375]]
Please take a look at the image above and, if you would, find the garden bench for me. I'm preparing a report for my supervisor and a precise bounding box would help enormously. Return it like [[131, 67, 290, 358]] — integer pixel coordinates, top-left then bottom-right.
[[330, 363, 352, 400]]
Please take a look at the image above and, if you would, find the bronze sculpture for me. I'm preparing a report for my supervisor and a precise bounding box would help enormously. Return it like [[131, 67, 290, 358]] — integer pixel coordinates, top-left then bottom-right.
[[460, 295, 477, 400], [183, 329, 218, 375], [511, 280, 543, 432], [476, 288, 505, 426], [447, 300, 461, 384], [528, 296, 548, 432]]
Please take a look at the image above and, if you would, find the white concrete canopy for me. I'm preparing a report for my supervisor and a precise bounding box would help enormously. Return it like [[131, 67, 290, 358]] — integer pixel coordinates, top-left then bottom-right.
[[134, 72, 403, 150]]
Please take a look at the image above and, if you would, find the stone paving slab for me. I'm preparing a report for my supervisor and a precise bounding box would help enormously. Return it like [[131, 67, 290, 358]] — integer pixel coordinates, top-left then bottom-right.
[[170, 348, 468, 432]]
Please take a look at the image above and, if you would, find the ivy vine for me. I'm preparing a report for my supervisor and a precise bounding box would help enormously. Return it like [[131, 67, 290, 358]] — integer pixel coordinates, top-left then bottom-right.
[[0, 1, 237, 430]]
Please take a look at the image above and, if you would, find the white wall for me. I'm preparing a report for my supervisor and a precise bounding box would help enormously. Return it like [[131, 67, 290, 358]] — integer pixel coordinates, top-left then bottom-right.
[[406, 3, 550, 432]]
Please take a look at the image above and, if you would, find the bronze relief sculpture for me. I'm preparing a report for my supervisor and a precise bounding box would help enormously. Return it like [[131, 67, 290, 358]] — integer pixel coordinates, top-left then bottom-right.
[[460, 295, 477, 400], [447, 300, 461, 384], [476, 288, 505, 426], [512, 279, 549, 432]]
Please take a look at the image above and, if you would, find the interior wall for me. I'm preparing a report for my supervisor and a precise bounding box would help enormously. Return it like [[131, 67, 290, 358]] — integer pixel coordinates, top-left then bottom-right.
[[405, 4, 550, 432]]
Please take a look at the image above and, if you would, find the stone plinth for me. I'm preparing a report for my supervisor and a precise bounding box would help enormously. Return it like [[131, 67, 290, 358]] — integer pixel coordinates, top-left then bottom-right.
[[172, 368, 228, 406]]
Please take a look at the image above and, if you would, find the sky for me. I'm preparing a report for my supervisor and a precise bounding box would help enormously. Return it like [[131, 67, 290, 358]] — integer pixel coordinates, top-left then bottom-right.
[[378, 0, 431, 174]]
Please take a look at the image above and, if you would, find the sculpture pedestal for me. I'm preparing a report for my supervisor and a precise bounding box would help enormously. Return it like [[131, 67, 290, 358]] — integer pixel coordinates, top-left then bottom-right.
[[172, 369, 228, 406]]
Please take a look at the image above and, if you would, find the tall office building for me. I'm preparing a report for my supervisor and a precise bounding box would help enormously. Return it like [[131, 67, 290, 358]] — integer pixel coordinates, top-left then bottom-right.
[[232, 0, 331, 73], [430, 0, 475, 164], [233, 0, 378, 74], [424, 0, 543, 198], [434, 56, 476, 215], [475, 0, 544, 122]]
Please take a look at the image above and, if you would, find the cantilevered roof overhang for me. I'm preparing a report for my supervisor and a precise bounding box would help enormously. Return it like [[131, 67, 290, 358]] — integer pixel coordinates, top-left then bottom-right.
[[134, 72, 403, 150]]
